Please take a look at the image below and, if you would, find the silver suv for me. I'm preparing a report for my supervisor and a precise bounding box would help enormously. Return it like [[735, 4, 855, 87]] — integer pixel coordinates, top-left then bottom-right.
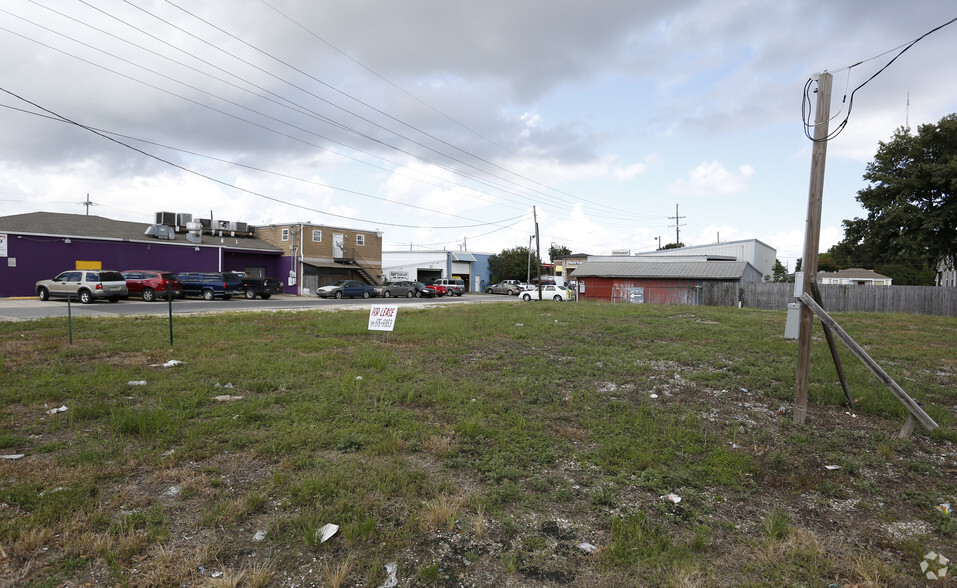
[[434, 278, 465, 296], [36, 270, 128, 304]]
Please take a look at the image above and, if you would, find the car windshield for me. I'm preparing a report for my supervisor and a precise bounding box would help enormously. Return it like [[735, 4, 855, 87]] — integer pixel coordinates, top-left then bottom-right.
[[330, 280, 349, 287]]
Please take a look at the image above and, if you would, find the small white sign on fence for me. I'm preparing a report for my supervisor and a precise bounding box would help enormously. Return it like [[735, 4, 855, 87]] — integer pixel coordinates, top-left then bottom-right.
[[368, 305, 398, 332]]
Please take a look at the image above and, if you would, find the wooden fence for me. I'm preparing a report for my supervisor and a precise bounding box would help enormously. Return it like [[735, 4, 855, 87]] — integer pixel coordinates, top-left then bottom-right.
[[700, 282, 957, 317]]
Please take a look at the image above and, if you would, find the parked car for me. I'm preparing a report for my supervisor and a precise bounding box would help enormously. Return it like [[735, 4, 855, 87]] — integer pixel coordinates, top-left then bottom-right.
[[176, 272, 245, 300], [316, 280, 377, 299], [229, 271, 283, 299], [380, 281, 432, 298], [434, 278, 465, 296], [121, 270, 183, 302], [485, 282, 522, 296], [521, 284, 570, 302], [425, 282, 448, 297], [36, 270, 128, 304]]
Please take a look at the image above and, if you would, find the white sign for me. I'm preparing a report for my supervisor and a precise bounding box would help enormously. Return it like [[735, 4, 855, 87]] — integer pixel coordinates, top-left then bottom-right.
[[0, 234, 7, 257], [368, 305, 398, 332]]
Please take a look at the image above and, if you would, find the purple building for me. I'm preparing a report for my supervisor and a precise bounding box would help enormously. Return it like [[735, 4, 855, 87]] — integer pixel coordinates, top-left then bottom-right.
[[0, 212, 286, 298]]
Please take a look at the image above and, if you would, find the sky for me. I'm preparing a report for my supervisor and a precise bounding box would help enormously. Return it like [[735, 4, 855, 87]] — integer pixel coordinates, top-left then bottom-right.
[[2, 1, 957, 271]]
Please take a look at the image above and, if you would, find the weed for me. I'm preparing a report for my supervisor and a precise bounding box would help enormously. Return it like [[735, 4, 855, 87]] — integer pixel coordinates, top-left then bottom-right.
[[762, 507, 790, 541], [418, 561, 441, 582], [502, 551, 519, 574], [321, 557, 352, 588]]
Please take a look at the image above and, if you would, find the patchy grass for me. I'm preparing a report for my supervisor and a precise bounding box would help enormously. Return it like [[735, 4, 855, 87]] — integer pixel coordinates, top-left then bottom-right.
[[0, 302, 955, 586]]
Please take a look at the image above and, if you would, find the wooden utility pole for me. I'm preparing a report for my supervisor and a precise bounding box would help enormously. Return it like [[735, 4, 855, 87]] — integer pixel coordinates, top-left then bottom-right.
[[794, 72, 832, 424]]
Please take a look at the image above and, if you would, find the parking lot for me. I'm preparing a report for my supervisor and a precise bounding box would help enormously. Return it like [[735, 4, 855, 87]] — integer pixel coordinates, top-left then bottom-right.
[[0, 292, 516, 322]]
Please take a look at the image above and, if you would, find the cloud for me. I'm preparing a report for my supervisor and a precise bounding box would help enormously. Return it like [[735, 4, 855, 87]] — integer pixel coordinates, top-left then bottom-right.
[[668, 161, 754, 196]]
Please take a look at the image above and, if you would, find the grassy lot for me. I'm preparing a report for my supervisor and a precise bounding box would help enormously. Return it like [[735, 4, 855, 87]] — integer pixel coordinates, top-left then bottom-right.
[[0, 301, 955, 587]]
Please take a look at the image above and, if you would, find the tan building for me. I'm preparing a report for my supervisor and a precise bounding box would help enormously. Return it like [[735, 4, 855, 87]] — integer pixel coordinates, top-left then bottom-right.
[[818, 267, 892, 286], [255, 223, 383, 295]]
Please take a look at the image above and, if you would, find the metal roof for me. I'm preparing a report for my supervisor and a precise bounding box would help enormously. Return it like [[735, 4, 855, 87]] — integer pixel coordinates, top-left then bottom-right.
[[451, 252, 477, 262], [0, 212, 282, 253], [572, 260, 756, 280]]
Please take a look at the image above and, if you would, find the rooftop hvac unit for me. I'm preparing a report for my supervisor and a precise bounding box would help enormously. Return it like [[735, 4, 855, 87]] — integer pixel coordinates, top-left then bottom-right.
[[235, 222, 248, 233], [175, 212, 192, 226], [155, 211, 176, 225], [215, 220, 233, 231], [198, 218, 212, 229], [144, 224, 175, 240]]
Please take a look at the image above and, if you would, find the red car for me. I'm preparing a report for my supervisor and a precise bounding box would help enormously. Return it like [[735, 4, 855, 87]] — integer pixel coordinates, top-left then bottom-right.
[[425, 283, 448, 297], [121, 270, 184, 302]]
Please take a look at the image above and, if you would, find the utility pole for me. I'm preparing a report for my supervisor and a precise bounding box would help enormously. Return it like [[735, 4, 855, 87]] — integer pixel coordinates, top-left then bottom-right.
[[534, 206, 542, 299], [526, 234, 533, 285], [82, 193, 93, 215], [668, 204, 685, 245], [794, 72, 833, 425]]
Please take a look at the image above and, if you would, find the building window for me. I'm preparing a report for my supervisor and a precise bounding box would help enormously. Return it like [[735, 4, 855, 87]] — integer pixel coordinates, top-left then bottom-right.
[[356, 234, 365, 246], [312, 230, 322, 242], [281, 228, 289, 241]]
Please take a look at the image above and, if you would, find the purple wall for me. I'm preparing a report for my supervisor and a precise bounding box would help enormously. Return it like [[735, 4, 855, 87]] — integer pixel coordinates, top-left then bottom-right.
[[0, 234, 284, 297]]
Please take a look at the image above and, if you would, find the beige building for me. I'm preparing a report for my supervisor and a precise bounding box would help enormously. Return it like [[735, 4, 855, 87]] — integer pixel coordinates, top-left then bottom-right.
[[818, 268, 892, 286], [255, 223, 383, 295]]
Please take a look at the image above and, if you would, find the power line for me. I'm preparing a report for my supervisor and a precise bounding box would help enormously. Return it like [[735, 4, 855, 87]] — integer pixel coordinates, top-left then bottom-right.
[[0, 86, 525, 230]]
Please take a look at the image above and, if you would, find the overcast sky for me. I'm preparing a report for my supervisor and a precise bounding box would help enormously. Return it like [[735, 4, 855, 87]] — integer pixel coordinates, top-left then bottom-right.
[[2, 1, 956, 270]]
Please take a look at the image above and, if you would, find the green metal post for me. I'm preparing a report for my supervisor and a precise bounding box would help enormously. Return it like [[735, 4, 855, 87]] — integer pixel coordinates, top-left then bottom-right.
[[167, 286, 174, 347], [67, 293, 73, 344]]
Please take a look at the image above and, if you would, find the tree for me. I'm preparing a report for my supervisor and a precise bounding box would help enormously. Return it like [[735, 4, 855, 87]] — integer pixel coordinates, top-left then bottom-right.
[[662, 242, 685, 249], [835, 114, 957, 272], [548, 243, 571, 262], [488, 246, 540, 282], [765, 259, 792, 283]]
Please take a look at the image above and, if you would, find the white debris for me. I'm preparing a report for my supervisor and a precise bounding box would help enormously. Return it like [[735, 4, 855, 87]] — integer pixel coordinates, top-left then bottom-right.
[[578, 542, 598, 553], [253, 530, 267, 542], [649, 394, 658, 399], [825, 465, 841, 471], [46, 405, 68, 415], [151, 359, 184, 368], [214, 382, 234, 389], [128, 380, 147, 386], [661, 493, 681, 503], [377, 562, 398, 588], [214, 395, 244, 402], [316, 523, 338, 543], [163, 485, 181, 497], [514, 323, 524, 327], [211, 571, 223, 578], [1, 454, 25, 460]]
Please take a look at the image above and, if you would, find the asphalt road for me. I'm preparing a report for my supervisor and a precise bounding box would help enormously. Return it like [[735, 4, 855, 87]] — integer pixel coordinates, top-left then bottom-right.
[[0, 293, 518, 322]]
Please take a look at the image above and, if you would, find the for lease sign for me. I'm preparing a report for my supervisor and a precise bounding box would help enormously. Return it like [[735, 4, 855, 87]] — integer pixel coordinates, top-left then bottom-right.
[[368, 305, 398, 331]]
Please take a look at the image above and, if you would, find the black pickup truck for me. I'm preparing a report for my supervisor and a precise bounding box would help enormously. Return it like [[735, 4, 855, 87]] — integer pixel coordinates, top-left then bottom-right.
[[230, 272, 284, 299]]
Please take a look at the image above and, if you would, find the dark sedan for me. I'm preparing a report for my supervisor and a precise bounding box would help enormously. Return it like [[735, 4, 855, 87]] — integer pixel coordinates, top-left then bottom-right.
[[315, 280, 377, 299]]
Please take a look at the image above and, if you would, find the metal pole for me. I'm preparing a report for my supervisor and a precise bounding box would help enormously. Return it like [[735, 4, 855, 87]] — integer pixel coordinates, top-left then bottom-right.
[[167, 286, 174, 347], [67, 293, 73, 344], [794, 72, 832, 424]]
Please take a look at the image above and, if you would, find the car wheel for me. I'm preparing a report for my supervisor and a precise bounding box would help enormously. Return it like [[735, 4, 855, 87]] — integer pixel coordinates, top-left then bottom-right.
[[485, 288, 493, 294], [523, 293, 531, 301], [202, 289, 215, 301], [415, 290, 422, 298], [79, 290, 93, 304], [261, 294, 271, 300], [335, 291, 343, 299], [553, 295, 562, 302], [38, 287, 50, 301], [142, 288, 156, 302], [362, 291, 370, 299], [383, 291, 391, 298], [507, 289, 513, 296], [406, 290, 413, 298], [245, 289, 257, 300]]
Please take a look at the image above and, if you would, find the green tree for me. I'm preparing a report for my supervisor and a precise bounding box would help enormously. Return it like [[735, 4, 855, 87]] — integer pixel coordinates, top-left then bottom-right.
[[489, 246, 540, 282], [662, 242, 684, 249], [765, 259, 791, 283], [835, 113, 957, 272], [548, 243, 572, 262]]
